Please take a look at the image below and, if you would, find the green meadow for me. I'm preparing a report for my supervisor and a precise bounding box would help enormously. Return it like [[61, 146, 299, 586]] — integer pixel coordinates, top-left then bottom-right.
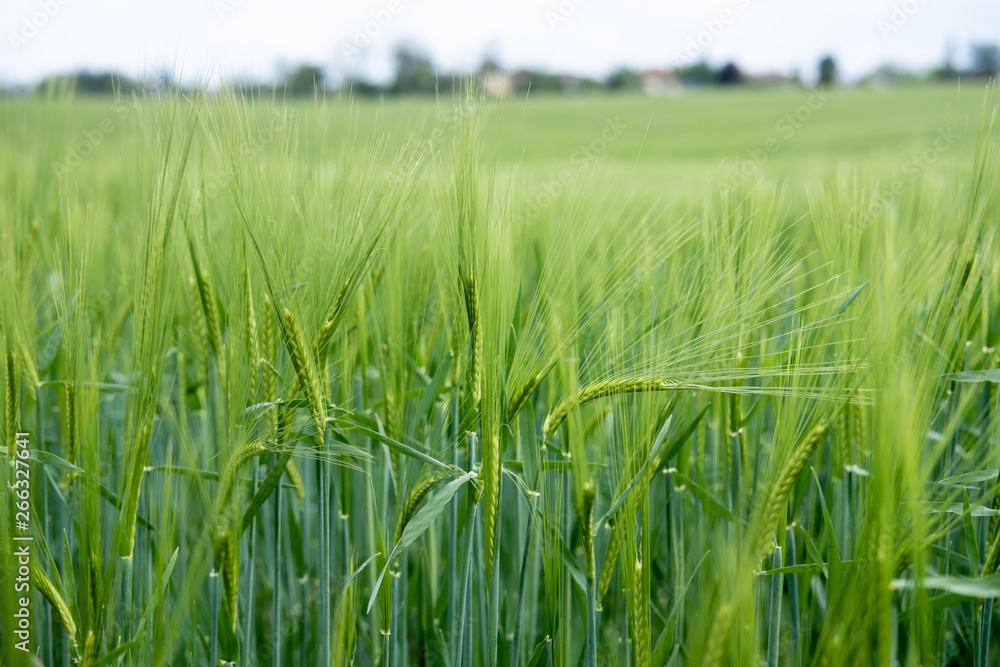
[[1, 83, 999, 666]]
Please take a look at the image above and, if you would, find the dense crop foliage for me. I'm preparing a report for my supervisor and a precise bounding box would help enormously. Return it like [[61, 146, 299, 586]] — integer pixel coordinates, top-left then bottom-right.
[[1, 86, 1000, 666]]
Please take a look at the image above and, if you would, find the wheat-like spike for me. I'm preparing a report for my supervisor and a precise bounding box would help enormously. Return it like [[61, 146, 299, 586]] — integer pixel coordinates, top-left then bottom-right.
[[31, 561, 77, 642], [581, 480, 597, 584], [506, 371, 542, 423], [702, 601, 734, 667], [463, 272, 481, 406], [188, 277, 209, 368], [85, 552, 98, 650], [395, 472, 446, 542], [989, 470, 1000, 546], [983, 526, 1000, 576], [451, 323, 462, 389], [136, 236, 163, 363], [5, 348, 17, 456], [757, 424, 828, 561], [18, 342, 38, 405], [64, 383, 77, 482], [245, 268, 260, 400], [483, 431, 501, 588], [598, 526, 621, 603], [313, 277, 350, 363], [543, 378, 673, 441], [216, 529, 239, 632], [285, 459, 306, 501], [261, 294, 277, 433], [854, 400, 868, 457], [631, 558, 648, 664], [839, 402, 852, 468], [118, 421, 152, 558], [281, 307, 326, 439], [196, 269, 224, 359], [215, 442, 268, 517]]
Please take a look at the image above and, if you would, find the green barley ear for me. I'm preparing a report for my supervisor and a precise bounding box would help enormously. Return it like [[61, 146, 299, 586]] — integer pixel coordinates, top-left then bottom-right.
[[285, 459, 306, 501], [18, 341, 38, 405], [543, 378, 672, 441], [630, 558, 648, 662], [5, 346, 17, 456], [215, 529, 240, 633], [261, 293, 277, 432], [598, 526, 621, 602], [314, 277, 351, 363], [197, 269, 224, 360], [396, 472, 445, 542], [245, 267, 260, 400], [63, 382, 77, 482], [483, 431, 500, 586], [215, 442, 268, 517], [187, 276, 209, 368], [756, 424, 828, 562], [506, 371, 541, 423], [702, 601, 735, 667], [281, 306, 326, 438], [31, 561, 77, 643], [463, 272, 482, 406]]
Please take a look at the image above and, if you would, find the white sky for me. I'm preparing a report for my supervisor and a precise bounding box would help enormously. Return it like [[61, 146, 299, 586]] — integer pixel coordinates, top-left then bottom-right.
[[1, 0, 997, 87]]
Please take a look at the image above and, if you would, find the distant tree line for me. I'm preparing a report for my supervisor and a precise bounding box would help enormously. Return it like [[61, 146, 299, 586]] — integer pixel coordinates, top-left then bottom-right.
[[9, 42, 999, 98]]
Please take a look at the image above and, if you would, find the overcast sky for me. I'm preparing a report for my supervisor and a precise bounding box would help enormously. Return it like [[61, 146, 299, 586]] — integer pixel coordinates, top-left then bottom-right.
[[1, 0, 997, 87]]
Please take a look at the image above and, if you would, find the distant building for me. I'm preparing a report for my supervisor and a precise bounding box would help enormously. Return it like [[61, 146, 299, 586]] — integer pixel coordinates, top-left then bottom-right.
[[640, 69, 681, 96], [744, 72, 800, 87], [480, 72, 511, 97]]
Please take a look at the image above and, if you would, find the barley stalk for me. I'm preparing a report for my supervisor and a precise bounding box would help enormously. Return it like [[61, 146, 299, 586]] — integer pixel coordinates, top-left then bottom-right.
[[581, 480, 596, 584]]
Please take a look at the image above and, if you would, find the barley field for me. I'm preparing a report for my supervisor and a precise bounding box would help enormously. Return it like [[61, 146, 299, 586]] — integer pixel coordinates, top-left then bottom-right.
[[1, 83, 1000, 666]]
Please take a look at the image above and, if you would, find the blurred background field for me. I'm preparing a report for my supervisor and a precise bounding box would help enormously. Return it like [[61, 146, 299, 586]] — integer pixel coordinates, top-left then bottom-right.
[[4, 83, 990, 204]]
